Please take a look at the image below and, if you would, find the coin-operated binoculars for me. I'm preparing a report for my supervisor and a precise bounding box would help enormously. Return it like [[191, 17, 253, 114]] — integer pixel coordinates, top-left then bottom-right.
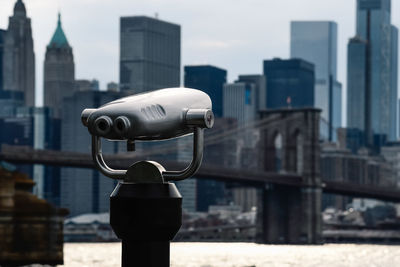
[[82, 88, 214, 267]]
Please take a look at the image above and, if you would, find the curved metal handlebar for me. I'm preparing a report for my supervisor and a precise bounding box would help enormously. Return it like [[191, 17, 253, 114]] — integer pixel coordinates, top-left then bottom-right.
[[163, 127, 204, 181], [90, 127, 204, 182], [92, 135, 127, 180]]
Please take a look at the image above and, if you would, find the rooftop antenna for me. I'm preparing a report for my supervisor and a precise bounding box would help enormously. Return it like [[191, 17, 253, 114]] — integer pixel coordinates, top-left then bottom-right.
[[155, 12, 159, 19], [57, 0, 61, 22]]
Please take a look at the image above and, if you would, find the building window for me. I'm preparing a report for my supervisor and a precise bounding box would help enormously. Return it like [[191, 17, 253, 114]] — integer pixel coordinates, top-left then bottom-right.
[[245, 87, 251, 105]]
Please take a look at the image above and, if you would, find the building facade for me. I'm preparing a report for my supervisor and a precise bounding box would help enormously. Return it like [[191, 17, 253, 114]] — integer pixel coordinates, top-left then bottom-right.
[[321, 142, 396, 210], [0, 90, 24, 118], [347, 0, 398, 143], [223, 81, 259, 211], [237, 74, 267, 111], [0, 29, 5, 91], [264, 58, 315, 109], [183, 65, 227, 211], [15, 107, 61, 202], [223, 80, 260, 163], [391, 26, 399, 139], [119, 16, 180, 93], [2, 0, 35, 107], [184, 65, 227, 117], [290, 21, 342, 141], [223, 82, 257, 125], [347, 37, 368, 134], [44, 14, 75, 119]]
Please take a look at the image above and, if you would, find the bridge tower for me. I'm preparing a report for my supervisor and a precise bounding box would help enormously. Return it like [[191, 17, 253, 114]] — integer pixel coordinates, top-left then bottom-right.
[[256, 108, 322, 244]]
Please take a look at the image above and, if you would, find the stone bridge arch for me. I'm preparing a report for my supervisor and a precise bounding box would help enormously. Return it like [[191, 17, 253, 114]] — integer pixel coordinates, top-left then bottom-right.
[[257, 108, 322, 244]]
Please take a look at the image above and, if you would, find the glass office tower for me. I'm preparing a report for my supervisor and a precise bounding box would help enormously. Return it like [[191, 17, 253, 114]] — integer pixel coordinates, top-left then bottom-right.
[[0, 29, 5, 91], [264, 58, 315, 109], [120, 16, 180, 93], [291, 21, 342, 141], [391, 26, 398, 138], [347, 0, 398, 143], [184, 65, 227, 117]]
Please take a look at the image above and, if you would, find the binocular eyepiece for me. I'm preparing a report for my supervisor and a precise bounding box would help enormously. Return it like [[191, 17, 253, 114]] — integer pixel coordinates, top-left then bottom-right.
[[82, 88, 214, 141]]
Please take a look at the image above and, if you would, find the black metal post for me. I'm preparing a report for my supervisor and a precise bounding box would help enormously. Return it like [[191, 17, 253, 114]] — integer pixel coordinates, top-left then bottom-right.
[[110, 182, 182, 267], [122, 241, 169, 266]]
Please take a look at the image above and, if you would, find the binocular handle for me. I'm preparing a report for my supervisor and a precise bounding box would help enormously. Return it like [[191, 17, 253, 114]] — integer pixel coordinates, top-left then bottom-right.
[[92, 135, 126, 179], [91, 127, 204, 182], [163, 127, 204, 181]]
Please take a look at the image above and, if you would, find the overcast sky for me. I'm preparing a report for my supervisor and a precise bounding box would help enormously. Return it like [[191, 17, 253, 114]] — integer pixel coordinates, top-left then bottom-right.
[[0, 0, 399, 125]]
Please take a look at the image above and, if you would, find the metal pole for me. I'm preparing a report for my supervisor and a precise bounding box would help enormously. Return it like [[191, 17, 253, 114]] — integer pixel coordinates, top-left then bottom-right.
[[110, 182, 182, 267], [122, 241, 169, 267]]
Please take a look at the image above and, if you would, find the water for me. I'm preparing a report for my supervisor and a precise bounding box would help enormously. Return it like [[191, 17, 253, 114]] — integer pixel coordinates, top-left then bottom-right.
[[64, 242, 400, 267]]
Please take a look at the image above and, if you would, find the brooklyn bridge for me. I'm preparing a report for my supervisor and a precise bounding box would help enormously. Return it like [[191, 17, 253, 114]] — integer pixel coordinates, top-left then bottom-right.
[[1, 108, 399, 244]]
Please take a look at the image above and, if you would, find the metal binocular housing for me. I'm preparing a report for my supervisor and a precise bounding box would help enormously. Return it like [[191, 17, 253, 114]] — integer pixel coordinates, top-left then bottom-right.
[[81, 87, 214, 182]]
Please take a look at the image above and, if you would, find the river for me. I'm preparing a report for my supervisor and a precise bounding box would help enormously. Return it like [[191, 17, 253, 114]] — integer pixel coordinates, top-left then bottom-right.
[[63, 242, 400, 267]]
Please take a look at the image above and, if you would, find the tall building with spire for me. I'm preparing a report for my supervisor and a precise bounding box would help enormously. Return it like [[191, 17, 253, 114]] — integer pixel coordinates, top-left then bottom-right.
[[2, 0, 35, 107], [44, 13, 75, 118]]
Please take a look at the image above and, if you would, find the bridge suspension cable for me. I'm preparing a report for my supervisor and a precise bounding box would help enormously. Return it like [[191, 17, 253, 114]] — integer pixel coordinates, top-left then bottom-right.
[[131, 115, 286, 158]]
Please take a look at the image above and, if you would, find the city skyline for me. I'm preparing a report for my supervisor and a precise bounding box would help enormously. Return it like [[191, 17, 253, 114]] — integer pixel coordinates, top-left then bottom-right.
[[0, 0, 399, 126]]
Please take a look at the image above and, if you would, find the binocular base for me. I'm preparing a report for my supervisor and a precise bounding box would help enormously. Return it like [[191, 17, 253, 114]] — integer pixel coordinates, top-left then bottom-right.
[[110, 182, 182, 267]]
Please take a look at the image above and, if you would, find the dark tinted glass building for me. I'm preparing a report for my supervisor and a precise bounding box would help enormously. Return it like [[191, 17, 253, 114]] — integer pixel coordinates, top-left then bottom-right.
[[0, 90, 24, 118], [347, 0, 398, 144], [184, 65, 227, 117], [347, 37, 367, 133], [183, 65, 227, 211], [120, 16, 180, 93], [263, 58, 315, 109], [0, 29, 5, 91], [15, 107, 61, 204], [391, 26, 398, 139]]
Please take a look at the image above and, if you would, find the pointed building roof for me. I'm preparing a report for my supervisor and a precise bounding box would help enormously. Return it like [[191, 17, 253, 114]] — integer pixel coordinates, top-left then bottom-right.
[[14, 0, 26, 17], [48, 13, 70, 48]]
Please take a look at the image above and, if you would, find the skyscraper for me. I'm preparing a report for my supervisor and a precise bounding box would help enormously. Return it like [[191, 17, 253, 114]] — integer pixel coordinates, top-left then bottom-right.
[[291, 21, 342, 141], [44, 13, 75, 118], [120, 16, 180, 93], [184, 65, 227, 117], [183, 65, 227, 211], [347, 37, 367, 133], [2, 0, 35, 107], [347, 0, 398, 143], [391, 26, 398, 139], [264, 58, 315, 109]]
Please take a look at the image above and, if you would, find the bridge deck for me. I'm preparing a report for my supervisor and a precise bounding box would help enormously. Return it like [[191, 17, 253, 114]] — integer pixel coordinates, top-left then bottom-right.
[[1, 145, 400, 202]]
